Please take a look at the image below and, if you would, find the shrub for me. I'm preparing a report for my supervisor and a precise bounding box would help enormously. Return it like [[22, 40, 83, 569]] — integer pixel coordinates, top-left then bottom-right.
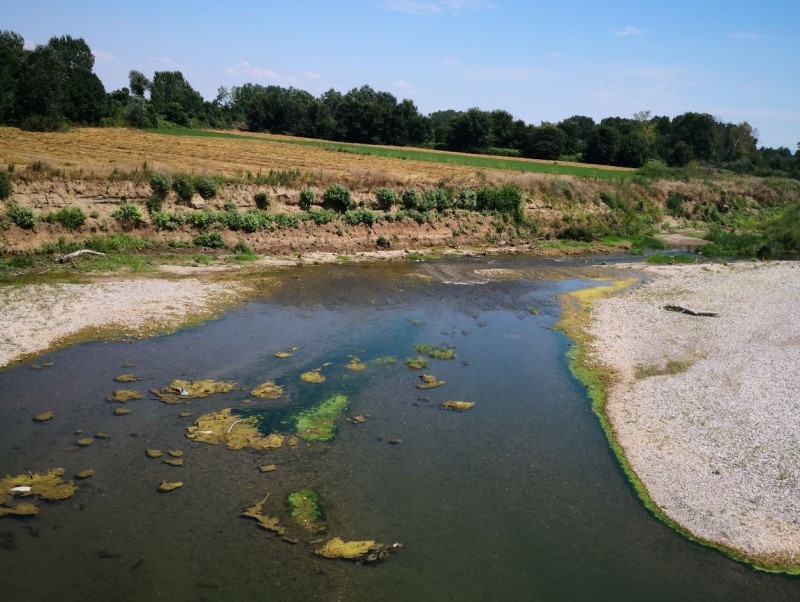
[[323, 183, 354, 212], [233, 240, 255, 256], [145, 196, 163, 214], [49, 206, 87, 230], [476, 184, 524, 222], [0, 172, 11, 200], [112, 203, 144, 227], [172, 174, 194, 202], [344, 208, 380, 226], [666, 193, 685, 218], [254, 191, 270, 210], [376, 235, 391, 249], [402, 189, 419, 210], [193, 231, 226, 248], [194, 175, 218, 199], [150, 172, 171, 200], [186, 210, 217, 231], [8, 201, 36, 229], [223, 199, 237, 213], [151, 211, 183, 231], [456, 188, 477, 211], [274, 213, 301, 229], [376, 188, 398, 210], [240, 211, 266, 233], [299, 187, 315, 211], [307, 208, 337, 225]]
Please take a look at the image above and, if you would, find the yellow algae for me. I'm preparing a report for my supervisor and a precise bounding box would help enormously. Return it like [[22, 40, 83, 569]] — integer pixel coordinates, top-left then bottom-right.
[[346, 356, 367, 372], [417, 374, 446, 389], [114, 374, 140, 383], [146, 449, 163, 458], [75, 438, 95, 447], [177, 411, 193, 418], [33, 411, 54, 422], [158, 481, 183, 492], [95, 432, 110, 439], [74, 469, 94, 479], [0, 503, 39, 517], [315, 538, 403, 563], [106, 389, 143, 402], [259, 464, 277, 473], [241, 493, 286, 535], [114, 408, 131, 415], [167, 450, 184, 458], [151, 379, 237, 404], [163, 458, 184, 467], [440, 401, 476, 411], [300, 369, 326, 384], [250, 380, 284, 399], [351, 415, 368, 424], [286, 436, 300, 447], [0, 468, 76, 501], [186, 408, 284, 451]]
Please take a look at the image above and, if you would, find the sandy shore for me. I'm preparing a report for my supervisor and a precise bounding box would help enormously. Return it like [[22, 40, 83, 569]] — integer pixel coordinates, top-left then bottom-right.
[[0, 276, 241, 368], [586, 261, 800, 569]]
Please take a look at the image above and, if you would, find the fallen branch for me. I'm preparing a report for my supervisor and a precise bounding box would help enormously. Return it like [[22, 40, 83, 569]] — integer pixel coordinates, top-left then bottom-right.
[[54, 249, 106, 263], [664, 304, 718, 317]]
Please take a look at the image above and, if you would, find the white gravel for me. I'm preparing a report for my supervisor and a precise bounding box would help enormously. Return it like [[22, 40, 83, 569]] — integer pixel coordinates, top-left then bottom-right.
[[587, 261, 800, 567], [0, 277, 238, 368]]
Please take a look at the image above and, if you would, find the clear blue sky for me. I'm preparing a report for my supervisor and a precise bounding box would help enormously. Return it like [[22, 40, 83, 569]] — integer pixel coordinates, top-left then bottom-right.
[[6, 0, 799, 149]]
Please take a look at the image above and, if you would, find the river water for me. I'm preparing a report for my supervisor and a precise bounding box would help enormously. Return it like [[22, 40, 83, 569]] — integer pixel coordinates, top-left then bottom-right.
[[0, 255, 798, 601]]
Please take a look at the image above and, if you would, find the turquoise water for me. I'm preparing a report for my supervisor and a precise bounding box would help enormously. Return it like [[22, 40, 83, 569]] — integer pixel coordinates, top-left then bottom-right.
[[0, 256, 798, 601]]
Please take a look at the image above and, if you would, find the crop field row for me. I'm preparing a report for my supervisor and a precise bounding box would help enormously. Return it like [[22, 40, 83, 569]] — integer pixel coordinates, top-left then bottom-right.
[[0, 127, 629, 187]]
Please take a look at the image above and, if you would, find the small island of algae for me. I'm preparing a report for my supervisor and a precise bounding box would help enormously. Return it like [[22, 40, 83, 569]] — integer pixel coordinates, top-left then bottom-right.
[[295, 394, 348, 442], [186, 408, 284, 451], [151, 379, 236, 404], [250, 380, 284, 399], [287, 489, 325, 532]]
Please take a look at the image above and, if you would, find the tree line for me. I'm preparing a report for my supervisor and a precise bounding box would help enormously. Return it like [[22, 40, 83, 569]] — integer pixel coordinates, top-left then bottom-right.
[[1, 30, 798, 179]]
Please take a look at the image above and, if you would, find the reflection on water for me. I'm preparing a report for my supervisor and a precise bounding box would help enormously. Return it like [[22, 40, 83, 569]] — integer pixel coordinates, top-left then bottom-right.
[[0, 256, 798, 602]]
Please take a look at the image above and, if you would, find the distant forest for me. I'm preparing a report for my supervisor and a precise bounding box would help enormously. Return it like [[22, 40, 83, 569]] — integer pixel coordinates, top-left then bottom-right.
[[2, 31, 799, 179]]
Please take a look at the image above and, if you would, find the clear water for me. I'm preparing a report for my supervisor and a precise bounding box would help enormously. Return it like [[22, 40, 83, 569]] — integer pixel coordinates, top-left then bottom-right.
[[0, 256, 798, 602]]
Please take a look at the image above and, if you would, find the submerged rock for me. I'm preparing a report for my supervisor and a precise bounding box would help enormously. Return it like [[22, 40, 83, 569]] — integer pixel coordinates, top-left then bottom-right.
[[186, 408, 284, 451], [151, 379, 236, 404]]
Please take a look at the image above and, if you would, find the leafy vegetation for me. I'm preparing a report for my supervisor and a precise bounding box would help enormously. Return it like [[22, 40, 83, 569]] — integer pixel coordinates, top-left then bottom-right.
[[44, 206, 86, 230], [299, 186, 315, 210], [111, 203, 144, 227], [149, 172, 171, 200], [7, 201, 36, 229], [323, 183, 354, 212], [0, 172, 10, 199]]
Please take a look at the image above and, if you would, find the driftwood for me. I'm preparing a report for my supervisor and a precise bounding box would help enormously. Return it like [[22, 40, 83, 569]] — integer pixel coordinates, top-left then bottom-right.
[[54, 249, 106, 263], [664, 304, 718, 317]]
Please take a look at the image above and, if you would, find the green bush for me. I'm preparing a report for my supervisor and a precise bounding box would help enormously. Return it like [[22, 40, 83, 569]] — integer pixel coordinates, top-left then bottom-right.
[[402, 189, 419, 210], [151, 211, 183, 231], [299, 186, 315, 211], [344, 208, 380, 226], [48, 206, 87, 230], [85, 234, 153, 253], [666, 193, 685, 217], [254, 191, 270, 210], [764, 202, 800, 252], [193, 231, 226, 248], [150, 172, 171, 200], [145, 196, 163, 214], [376, 188, 398, 210], [476, 184, 524, 222], [112, 203, 144, 227], [456, 188, 477, 211], [223, 199, 237, 213], [233, 240, 255, 256], [172, 174, 194, 203], [307, 208, 337, 225], [194, 175, 218, 200], [323, 183, 354, 212], [8, 201, 36, 229], [274, 213, 301, 229], [0, 172, 11, 200], [186, 210, 217, 231]]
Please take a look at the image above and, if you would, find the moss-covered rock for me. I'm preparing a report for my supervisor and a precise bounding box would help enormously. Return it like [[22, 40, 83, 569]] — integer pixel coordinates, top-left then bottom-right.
[[151, 379, 236, 404], [440, 400, 476, 411], [250, 380, 284, 399]]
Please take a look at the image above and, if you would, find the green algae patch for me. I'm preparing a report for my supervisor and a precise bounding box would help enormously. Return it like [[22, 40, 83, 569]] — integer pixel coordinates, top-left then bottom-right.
[[295, 394, 348, 442], [0, 468, 76, 504], [250, 380, 284, 399], [417, 373, 445, 389], [414, 344, 456, 360], [33, 411, 54, 422], [107, 389, 144, 402], [0, 503, 39, 517], [186, 408, 284, 451], [346, 356, 367, 372], [373, 356, 397, 366], [441, 400, 475, 411], [300, 369, 326, 384], [151, 379, 237, 404], [114, 373, 139, 383], [286, 489, 325, 532], [242, 493, 286, 535], [404, 356, 428, 370], [114, 407, 131, 415], [74, 469, 95, 479]]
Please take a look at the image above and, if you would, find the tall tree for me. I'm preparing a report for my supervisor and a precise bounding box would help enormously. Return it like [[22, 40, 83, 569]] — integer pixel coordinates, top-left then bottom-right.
[[129, 70, 151, 97], [584, 125, 620, 165], [0, 31, 24, 121], [447, 108, 493, 153], [150, 71, 204, 125], [671, 112, 717, 162]]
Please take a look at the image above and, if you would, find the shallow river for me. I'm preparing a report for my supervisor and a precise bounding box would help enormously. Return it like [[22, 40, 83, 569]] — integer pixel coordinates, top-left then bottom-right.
[[1, 255, 798, 601]]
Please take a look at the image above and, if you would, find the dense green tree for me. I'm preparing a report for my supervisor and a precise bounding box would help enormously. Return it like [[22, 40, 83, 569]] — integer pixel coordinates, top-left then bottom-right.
[[557, 115, 596, 155], [671, 112, 717, 162], [524, 124, 567, 159], [0, 31, 24, 121], [615, 130, 650, 167], [129, 70, 151, 97], [584, 125, 620, 165], [150, 71, 204, 125], [447, 108, 493, 153], [15, 44, 67, 125]]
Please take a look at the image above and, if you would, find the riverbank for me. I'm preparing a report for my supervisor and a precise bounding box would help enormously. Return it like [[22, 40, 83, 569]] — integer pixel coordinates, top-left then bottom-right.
[[581, 260, 800, 572]]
